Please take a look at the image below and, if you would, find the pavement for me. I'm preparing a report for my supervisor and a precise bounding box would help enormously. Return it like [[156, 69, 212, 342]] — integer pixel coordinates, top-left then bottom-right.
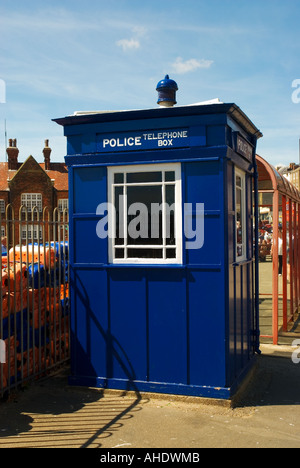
[[0, 343, 300, 448]]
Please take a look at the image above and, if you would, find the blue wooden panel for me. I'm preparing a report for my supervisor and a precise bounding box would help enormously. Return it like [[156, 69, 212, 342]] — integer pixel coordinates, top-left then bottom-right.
[[206, 125, 226, 146], [108, 269, 147, 383], [184, 160, 223, 268], [73, 218, 108, 264], [64, 146, 228, 168], [228, 265, 236, 385], [147, 269, 187, 385], [82, 132, 97, 154], [235, 265, 242, 376], [188, 269, 226, 388], [184, 161, 221, 211], [243, 263, 251, 364], [71, 268, 108, 379], [73, 166, 106, 214], [67, 133, 97, 155], [227, 162, 236, 385], [67, 134, 82, 155], [186, 216, 222, 266]]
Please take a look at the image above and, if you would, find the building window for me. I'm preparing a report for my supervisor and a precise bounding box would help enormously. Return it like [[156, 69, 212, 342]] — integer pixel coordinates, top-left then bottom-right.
[[0, 200, 5, 214], [235, 168, 246, 261], [21, 225, 43, 241], [58, 199, 68, 212], [21, 193, 42, 212], [1, 226, 5, 238], [108, 163, 182, 264]]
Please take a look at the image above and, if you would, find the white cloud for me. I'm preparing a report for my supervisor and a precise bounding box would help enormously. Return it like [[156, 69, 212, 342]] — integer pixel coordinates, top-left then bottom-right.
[[116, 38, 140, 52], [171, 57, 214, 74]]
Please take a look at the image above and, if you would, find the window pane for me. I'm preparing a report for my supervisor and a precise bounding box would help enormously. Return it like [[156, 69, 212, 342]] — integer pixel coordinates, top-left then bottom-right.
[[165, 171, 175, 182], [127, 172, 162, 183], [258, 192, 273, 206], [236, 175, 242, 188], [127, 185, 162, 245], [115, 248, 124, 259], [236, 171, 245, 260], [127, 248, 163, 259], [166, 248, 176, 258], [114, 173, 124, 184]]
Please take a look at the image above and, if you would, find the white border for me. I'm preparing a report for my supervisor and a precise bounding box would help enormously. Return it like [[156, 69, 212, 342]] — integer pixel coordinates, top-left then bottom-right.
[[108, 163, 182, 265]]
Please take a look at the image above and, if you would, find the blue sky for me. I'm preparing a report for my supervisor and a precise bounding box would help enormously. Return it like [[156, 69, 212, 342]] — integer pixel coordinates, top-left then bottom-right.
[[1, 0, 300, 166]]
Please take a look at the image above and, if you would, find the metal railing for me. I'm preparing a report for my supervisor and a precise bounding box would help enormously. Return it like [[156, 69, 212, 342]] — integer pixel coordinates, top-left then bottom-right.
[[0, 205, 69, 397]]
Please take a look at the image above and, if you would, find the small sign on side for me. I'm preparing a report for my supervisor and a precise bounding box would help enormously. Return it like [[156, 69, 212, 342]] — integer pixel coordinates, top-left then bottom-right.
[[235, 133, 254, 162]]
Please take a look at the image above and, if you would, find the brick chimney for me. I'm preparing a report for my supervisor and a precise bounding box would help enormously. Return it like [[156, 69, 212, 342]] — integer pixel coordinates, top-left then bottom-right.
[[7, 138, 19, 170], [43, 139, 51, 170]]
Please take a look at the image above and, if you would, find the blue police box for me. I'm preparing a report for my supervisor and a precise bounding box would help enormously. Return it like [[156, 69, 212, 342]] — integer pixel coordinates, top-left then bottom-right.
[[54, 97, 262, 401]]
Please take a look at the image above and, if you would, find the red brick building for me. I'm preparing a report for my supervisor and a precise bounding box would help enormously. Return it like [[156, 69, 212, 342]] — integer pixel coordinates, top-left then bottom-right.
[[0, 138, 68, 242]]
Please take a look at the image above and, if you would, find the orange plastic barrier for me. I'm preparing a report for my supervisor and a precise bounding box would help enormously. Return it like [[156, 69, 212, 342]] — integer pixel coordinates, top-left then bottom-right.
[[47, 330, 69, 360], [27, 288, 60, 328], [18, 348, 50, 379], [9, 245, 55, 268], [28, 287, 60, 310], [1, 287, 62, 320], [2, 290, 28, 319], [2, 263, 28, 294]]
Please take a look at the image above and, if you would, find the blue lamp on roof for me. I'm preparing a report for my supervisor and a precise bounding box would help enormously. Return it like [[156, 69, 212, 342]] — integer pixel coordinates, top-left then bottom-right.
[[156, 75, 178, 107]]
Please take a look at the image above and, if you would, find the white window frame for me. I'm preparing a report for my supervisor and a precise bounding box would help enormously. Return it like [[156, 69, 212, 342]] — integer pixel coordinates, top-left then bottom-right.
[[235, 168, 247, 262], [58, 198, 69, 212], [21, 193, 42, 212], [108, 163, 182, 264], [1, 226, 5, 238]]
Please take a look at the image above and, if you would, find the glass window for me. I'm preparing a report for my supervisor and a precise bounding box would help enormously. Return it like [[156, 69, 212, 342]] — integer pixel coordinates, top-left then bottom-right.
[[0, 200, 5, 213], [235, 169, 247, 261], [21, 225, 43, 241], [108, 164, 182, 264], [58, 199, 69, 212], [21, 193, 42, 212]]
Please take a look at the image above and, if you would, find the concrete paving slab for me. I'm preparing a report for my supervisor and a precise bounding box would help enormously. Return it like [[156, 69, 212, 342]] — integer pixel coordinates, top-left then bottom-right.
[[0, 344, 300, 448]]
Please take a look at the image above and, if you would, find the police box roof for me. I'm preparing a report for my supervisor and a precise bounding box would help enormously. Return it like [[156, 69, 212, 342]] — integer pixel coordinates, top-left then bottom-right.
[[53, 101, 263, 140]]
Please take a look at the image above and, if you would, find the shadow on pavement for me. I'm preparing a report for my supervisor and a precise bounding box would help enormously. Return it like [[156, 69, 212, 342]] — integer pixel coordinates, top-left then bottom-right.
[[0, 366, 145, 448], [236, 346, 300, 408], [1, 345, 300, 447]]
